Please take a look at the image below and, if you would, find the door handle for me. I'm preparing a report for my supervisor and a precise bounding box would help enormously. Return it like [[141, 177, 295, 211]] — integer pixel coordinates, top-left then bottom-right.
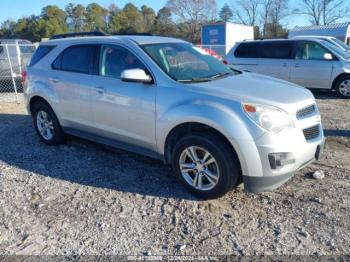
[[95, 86, 105, 94], [49, 77, 59, 83]]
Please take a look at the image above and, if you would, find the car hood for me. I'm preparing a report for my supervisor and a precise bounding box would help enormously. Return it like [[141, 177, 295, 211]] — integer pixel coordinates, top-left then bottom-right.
[[190, 72, 316, 114]]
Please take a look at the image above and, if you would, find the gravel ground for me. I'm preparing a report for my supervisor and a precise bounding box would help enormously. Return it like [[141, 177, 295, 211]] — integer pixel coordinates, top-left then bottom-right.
[[0, 91, 349, 256]]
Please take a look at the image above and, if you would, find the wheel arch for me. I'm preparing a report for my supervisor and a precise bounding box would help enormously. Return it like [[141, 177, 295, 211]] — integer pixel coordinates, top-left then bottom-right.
[[163, 122, 241, 171], [29, 96, 53, 115], [332, 73, 350, 90]]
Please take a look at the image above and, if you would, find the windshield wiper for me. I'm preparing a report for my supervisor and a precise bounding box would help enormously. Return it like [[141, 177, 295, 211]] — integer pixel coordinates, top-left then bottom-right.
[[208, 72, 231, 80], [178, 72, 232, 83]]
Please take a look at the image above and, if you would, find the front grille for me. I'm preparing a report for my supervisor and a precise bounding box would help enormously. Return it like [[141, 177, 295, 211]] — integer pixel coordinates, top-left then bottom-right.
[[303, 125, 320, 141], [297, 104, 316, 119]]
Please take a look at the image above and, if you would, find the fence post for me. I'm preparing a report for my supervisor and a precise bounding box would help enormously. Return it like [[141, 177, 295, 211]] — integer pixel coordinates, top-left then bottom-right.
[[4, 44, 19, 104]]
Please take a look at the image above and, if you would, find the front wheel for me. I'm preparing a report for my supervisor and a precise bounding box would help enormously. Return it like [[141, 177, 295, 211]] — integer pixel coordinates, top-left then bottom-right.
[[335, 75, 350, 98], [172, 134, 241, 199]]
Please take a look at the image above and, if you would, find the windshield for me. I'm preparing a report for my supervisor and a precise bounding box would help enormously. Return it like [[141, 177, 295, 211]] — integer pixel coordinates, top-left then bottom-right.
[[320, 40, 350, 59], [142, 43, 237, 82], [330, 37, 350, 51]]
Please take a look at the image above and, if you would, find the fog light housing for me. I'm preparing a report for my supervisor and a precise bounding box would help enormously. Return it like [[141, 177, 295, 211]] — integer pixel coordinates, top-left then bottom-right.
[[268, 153, 295, 169]]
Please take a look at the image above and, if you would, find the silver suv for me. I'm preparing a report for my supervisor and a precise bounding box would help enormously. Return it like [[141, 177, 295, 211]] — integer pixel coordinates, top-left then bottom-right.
[[225, 38, 350, 97], [24, 35, 325, 199]]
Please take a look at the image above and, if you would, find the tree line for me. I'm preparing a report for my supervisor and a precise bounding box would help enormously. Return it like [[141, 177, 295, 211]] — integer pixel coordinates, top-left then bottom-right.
[[0, 0, 348, 43]]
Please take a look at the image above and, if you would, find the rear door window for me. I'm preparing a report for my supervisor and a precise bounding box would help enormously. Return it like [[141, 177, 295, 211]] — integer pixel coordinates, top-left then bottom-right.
[[29, 45, 55, 67], [234, 42, 261, 58], [52, 45, 97, 74], [261, 41, 293, 59]]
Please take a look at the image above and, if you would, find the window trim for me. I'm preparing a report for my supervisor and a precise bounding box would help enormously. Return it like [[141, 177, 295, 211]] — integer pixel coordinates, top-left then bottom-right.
[[51, 44, 99, 75]]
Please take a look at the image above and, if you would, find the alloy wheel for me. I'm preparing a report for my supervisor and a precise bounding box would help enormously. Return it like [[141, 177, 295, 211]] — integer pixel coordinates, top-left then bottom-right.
[[179, 146, 220, 191], [339, 79, 350, 97], [36, 110, 54, 141]]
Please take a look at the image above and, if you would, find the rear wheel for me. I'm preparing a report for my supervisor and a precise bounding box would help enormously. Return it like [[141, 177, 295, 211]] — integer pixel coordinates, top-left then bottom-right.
[[33, 102, 64, 145], [335, 75, 350, 98], [172, 134, 241, 199]]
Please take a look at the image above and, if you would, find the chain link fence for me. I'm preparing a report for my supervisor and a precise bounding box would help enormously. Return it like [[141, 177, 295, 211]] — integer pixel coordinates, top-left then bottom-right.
[[0, 43, 37, 103]]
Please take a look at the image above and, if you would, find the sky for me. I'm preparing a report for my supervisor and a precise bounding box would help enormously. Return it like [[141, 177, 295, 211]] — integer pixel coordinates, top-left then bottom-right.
[[0, 0, 328, 29]]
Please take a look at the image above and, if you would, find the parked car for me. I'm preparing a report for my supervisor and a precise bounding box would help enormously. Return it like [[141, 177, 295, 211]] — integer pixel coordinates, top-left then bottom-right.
[[224, 38, 350, 97], [23, 34, 325, 199], [291, 35, 350, 52]]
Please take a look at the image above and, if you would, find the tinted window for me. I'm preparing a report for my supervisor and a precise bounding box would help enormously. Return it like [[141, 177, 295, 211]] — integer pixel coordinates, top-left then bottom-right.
[[29, 45, 55, 67], [100, 45, 147, 78], [52, 45, 95, 74], [261, 42, 293, 59], [234, 42, 260, 58], [295, 41, 330, 60]]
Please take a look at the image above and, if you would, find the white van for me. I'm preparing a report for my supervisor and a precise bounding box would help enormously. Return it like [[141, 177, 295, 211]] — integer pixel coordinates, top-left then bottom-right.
[[224, 38, 350, 97]]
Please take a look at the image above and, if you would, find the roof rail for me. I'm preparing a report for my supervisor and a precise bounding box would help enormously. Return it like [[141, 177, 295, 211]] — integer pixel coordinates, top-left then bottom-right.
[[111, 32, 153, 36], [50, 31, 109, 40]]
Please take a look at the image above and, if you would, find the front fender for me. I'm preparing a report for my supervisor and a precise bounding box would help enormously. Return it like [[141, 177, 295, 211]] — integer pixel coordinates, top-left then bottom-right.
[[156, 100, 265, 177]]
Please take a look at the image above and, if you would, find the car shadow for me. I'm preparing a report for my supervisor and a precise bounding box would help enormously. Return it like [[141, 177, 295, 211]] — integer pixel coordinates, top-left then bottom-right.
[[0, 113, 198, 200], [324, 129, 350, 138], [311, 90, 343, 100]]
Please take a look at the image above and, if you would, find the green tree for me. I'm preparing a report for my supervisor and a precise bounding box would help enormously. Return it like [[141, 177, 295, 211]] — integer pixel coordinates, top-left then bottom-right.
[[153, 7, 177, 36], [0, 20, 16, 38], [85, 3, 108, 31], [39, 5, 68, 37], [219, 4, 233, 22], [66, 3, 86, 32], [140, 5, 156, 33], [110, 3, 142, 33]]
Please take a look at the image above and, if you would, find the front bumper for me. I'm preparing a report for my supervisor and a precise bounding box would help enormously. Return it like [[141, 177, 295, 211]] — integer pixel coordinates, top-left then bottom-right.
[[234, 120, 325, 193]]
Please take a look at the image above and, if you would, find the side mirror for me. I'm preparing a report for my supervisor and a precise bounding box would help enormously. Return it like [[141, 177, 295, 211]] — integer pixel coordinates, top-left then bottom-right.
[[323, 53, 333, 60], [121, 69, 153, 84]]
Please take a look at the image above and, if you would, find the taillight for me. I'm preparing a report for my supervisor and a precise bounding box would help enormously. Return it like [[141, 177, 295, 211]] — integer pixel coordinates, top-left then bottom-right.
[[223, 60, 228, 65], [21, 70, 27, 83]]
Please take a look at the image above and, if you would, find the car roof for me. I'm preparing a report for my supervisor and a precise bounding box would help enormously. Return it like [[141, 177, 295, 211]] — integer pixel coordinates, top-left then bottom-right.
[[44, 35, 187, 46], [244, 39, 292, 42], [240, 38, 324, 44], [292, 35, 334, 39]]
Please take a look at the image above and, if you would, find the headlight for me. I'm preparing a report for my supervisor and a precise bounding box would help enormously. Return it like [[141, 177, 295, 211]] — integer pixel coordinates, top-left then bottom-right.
[[242, 103, 295, 133]]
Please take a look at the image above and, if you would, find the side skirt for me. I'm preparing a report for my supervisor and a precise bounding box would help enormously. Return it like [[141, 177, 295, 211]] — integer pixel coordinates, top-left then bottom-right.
[[63, 127, 164, 161]]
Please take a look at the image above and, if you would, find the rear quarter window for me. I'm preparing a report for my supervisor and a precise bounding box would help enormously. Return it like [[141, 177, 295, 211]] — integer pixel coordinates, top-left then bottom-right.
[[52, 45, 96, 74], [29, 45, 55, 67], [234, 42, 261, 58]]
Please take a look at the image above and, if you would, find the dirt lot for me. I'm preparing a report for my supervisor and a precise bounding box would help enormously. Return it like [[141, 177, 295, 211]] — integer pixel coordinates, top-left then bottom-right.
[[0, 92, 349, 256]]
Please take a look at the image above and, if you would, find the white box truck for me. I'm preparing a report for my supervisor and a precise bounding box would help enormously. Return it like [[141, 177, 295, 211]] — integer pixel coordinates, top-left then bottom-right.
[[201, 22, 254, 57]]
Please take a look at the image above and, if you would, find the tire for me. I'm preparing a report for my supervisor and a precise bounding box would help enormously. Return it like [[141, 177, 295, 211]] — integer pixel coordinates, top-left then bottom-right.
[[335, 75, 350, 98], [172, 134, 241, 199], [32, 101, 65, 145]]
